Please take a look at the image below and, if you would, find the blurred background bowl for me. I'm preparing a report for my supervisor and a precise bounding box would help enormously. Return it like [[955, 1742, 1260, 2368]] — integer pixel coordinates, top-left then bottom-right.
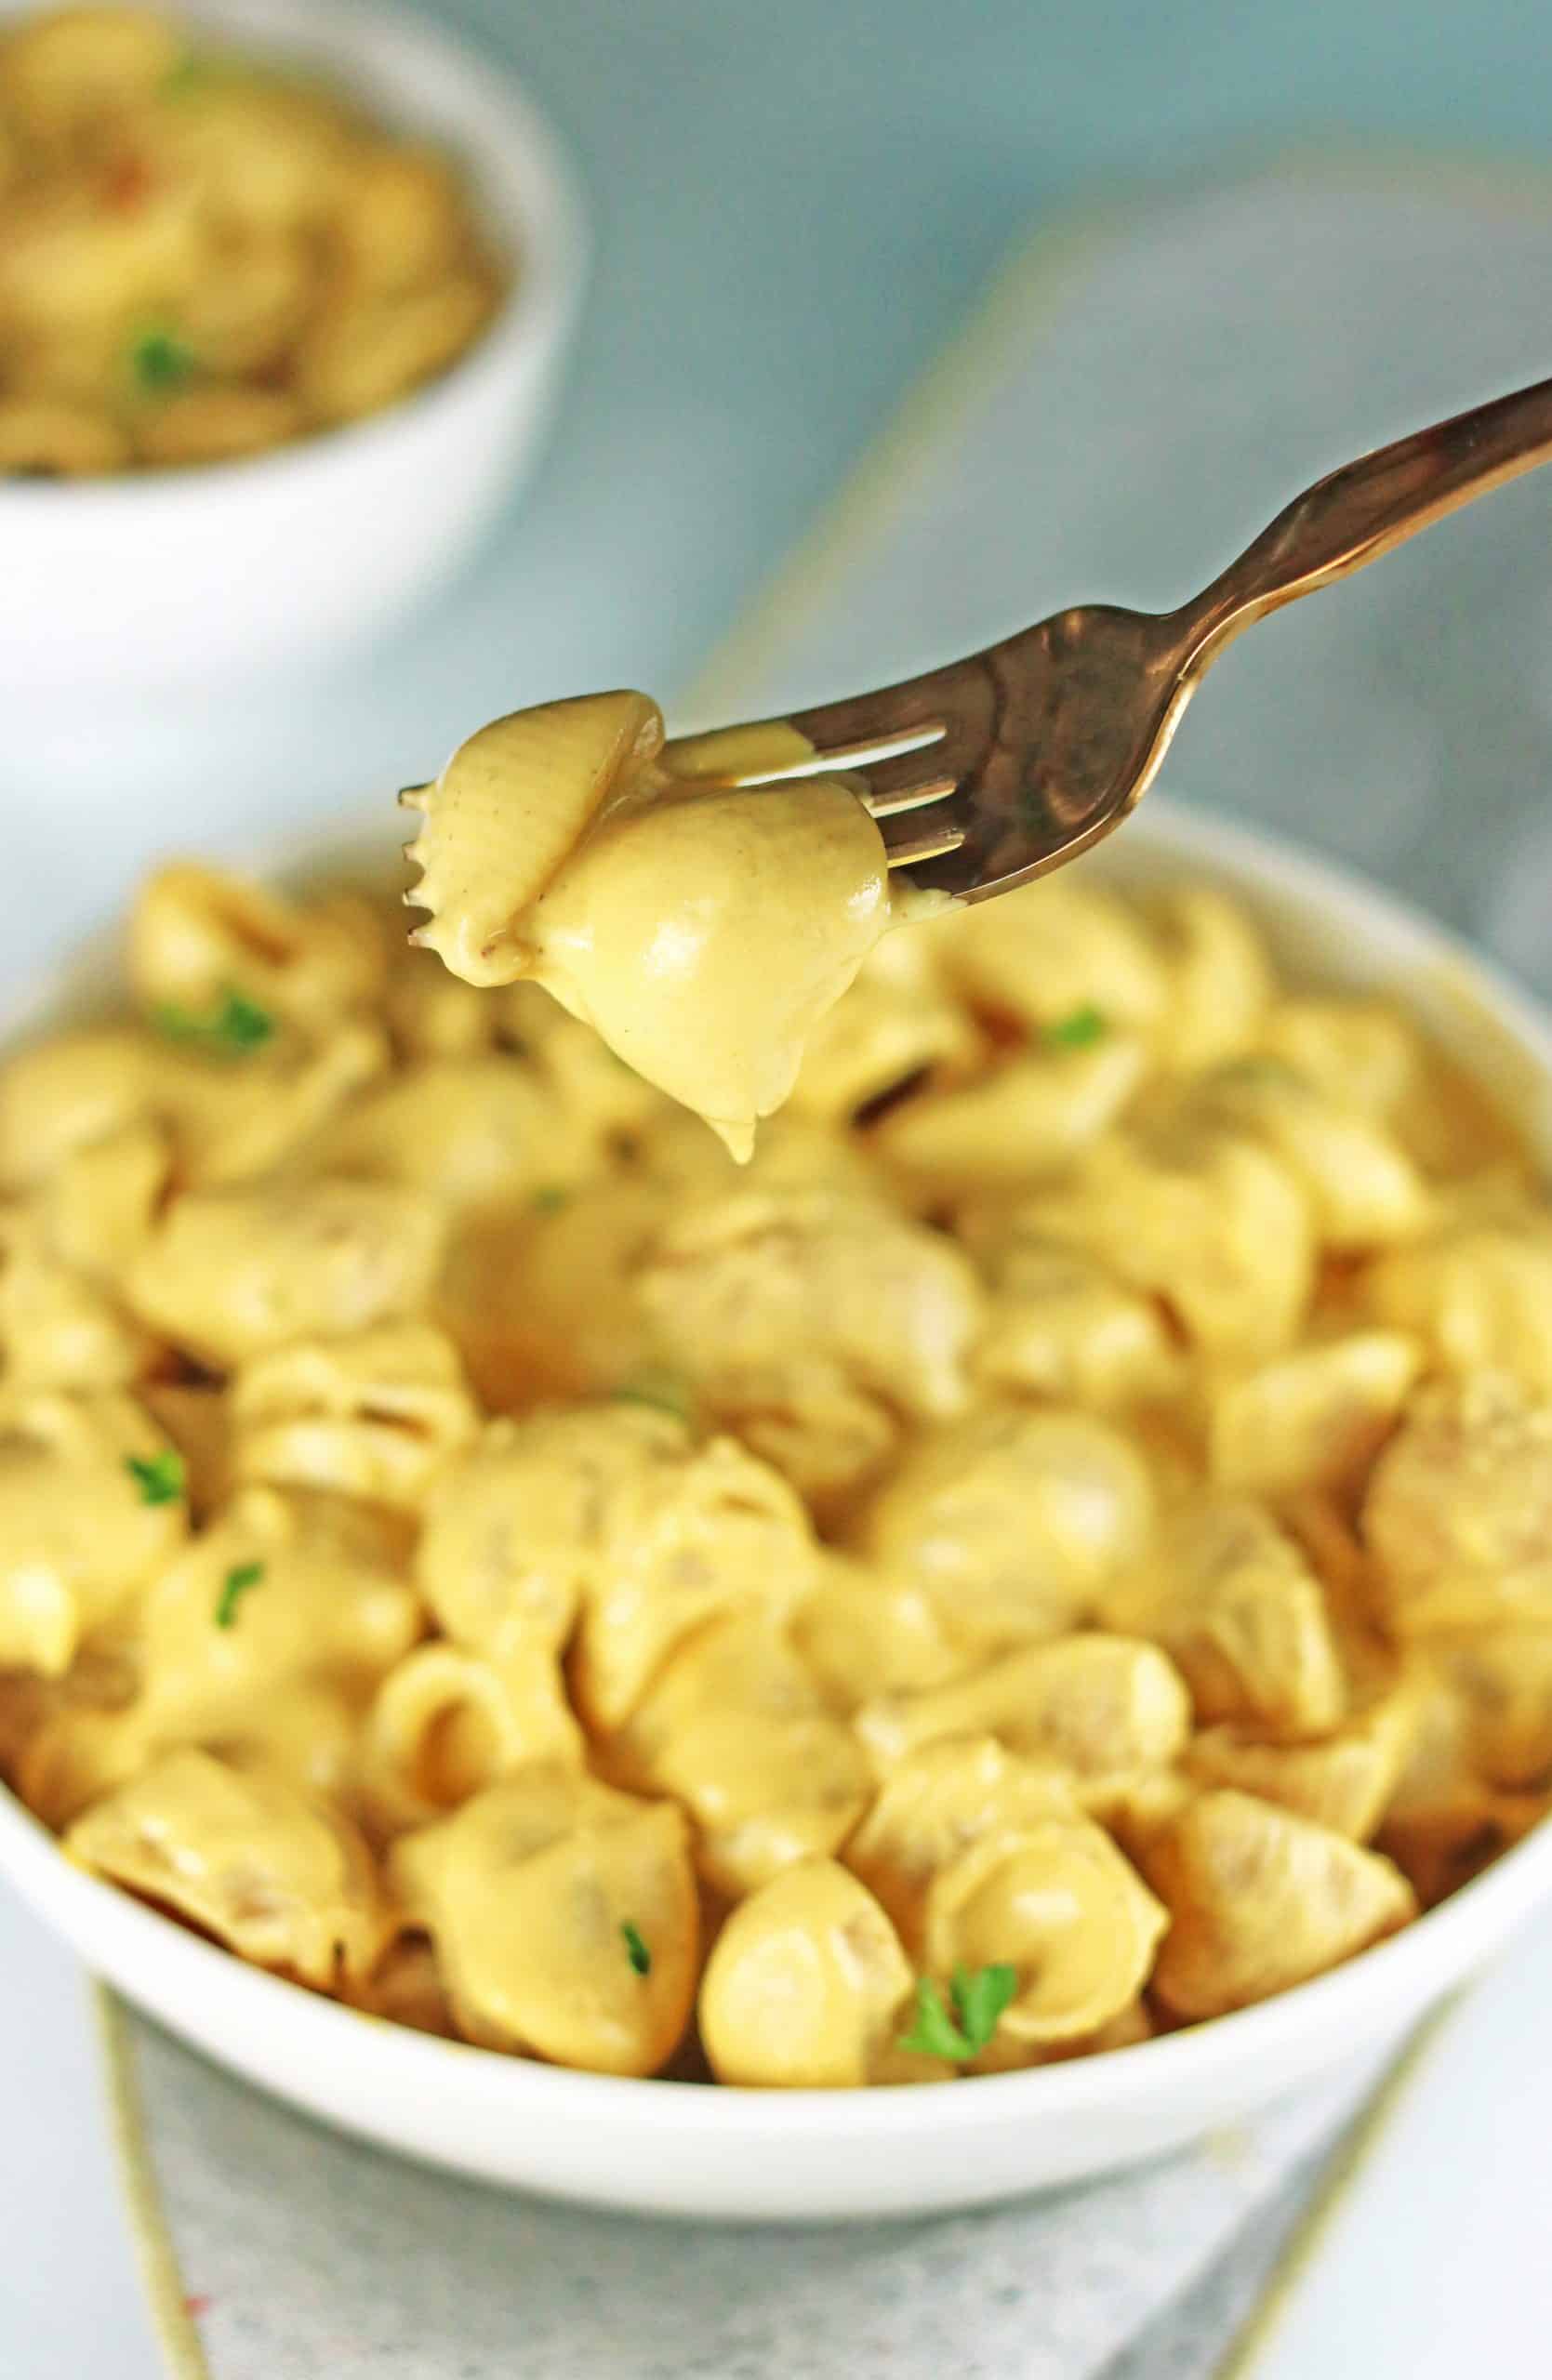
[[0, 0, 587, 696]]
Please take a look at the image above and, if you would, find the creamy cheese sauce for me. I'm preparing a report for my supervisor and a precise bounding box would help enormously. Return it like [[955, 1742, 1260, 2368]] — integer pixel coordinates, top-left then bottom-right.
[[404, 693, 898, 1157]]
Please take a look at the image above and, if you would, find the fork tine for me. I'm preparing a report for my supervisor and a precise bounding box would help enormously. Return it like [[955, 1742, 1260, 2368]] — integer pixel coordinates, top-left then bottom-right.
[[665, 714, 945, 788], [790, 670, 965, 756], [860, 774, 957, 819], [803, 722, 948, 774], [880, 813, 966, 867], [851, 745, 961, 813]]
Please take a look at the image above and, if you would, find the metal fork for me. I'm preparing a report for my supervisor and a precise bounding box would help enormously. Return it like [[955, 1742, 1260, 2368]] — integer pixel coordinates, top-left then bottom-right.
[[663, 374, 1552, 905]]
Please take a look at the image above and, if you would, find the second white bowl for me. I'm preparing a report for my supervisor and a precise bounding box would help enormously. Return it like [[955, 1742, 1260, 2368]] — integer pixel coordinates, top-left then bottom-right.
[[0, 0, 588, 694]]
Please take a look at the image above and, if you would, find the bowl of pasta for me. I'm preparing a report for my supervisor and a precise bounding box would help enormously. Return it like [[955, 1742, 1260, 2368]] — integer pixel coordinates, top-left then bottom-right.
[[0, 0, 586, 691], [0, 794, 1550, 2221]]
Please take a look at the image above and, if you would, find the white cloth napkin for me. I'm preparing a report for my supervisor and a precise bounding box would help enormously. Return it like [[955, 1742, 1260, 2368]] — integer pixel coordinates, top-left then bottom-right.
[[113, 154, 1552, 2378]]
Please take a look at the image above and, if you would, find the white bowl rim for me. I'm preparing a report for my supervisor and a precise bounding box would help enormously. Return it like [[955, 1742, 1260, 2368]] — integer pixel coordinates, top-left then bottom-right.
[[4, 792, 1551, 2147], [0, 0, 589, 509]]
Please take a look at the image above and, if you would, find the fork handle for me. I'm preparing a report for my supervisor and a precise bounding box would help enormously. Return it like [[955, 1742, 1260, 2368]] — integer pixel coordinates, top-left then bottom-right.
[[1179, 372, 1552, 659]]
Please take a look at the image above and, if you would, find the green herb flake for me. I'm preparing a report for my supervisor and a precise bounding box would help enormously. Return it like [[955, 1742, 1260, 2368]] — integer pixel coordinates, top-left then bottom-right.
[[621, 1920, 652, 1977], [1042, 1003, 1108, 1051], [897, 1977, 970, 2060], [215, 1561, 265, 1630], [128, 324, 197, 394], [950, 1960, 1018, 2050], [159, 50, 208, 96], [611, 1372, 693, 1425], [530, 1184, 571, 1216], [126, 1448, 186, 1507], [154, 986, 275, 1055], [897, 1963, 1018, 2062]]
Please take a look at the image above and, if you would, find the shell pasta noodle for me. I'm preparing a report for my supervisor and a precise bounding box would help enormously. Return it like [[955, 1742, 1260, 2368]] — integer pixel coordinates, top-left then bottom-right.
[[3, 846, 1552, 2091], [0, 5, 506, 476], [402, 695, 908, 1161]]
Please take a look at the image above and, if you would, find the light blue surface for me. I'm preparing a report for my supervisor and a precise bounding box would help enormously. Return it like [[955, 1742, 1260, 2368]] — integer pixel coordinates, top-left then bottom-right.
[[442, 0, 1552, 692], [343, 0, 1552, 710], [0, 1892, 164, 2380]]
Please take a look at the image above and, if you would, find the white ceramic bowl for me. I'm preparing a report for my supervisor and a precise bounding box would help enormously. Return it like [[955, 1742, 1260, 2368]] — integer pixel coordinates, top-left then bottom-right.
[[0, 0, 587, 694], [2, 798, 1550, 2223]]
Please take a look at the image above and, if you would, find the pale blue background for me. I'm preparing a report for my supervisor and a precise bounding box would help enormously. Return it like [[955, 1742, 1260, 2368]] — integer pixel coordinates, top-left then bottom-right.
[[400, 0, 1552, 704]]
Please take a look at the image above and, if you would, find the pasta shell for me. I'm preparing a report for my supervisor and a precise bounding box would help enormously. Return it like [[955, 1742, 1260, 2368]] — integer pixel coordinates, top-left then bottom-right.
[[403, 693, 665, 987]]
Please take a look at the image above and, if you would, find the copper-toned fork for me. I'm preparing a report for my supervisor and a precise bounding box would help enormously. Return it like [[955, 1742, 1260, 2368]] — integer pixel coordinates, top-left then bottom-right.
[[662, 374, 1552, 906]]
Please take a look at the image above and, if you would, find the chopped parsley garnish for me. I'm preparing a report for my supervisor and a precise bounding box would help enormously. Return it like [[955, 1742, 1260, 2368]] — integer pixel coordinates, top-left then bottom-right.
[[621, 1920, 652, 1977], [126, 1448, 186, 1507], [128, 324, 197, 394], [154, 986, 274, 1055], [215, 1561, 265, 1630], [1043, 1003, 1108, 1051], [612, 1372, 693, 1424], [897, 1963, 1018, 2062], [530, 1184, 572, 1215], [160, 50, 212, 96]]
